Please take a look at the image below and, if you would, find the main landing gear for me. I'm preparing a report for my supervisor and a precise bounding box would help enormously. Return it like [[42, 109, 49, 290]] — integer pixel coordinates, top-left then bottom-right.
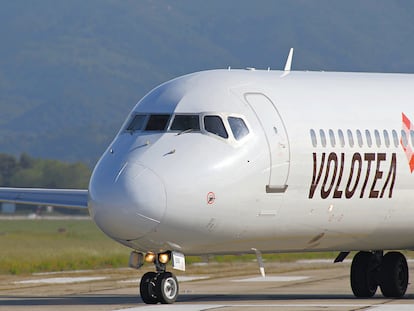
[[350, 251, 408, 298], [129, 251, 180, 304]]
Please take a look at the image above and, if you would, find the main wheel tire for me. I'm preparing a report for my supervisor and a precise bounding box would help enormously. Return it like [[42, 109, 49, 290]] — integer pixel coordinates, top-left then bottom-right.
[[379, 252, 408, 298], [140, 272, 159, 304], [155, 272, 179, 304], [351, 251, 378, 297]]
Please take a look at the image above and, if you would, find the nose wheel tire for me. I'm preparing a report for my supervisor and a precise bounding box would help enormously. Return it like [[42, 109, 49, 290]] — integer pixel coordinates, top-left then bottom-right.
[[155, 272, 179, 304], [139, 272, 158, 304], [140, 271, 179, 304]]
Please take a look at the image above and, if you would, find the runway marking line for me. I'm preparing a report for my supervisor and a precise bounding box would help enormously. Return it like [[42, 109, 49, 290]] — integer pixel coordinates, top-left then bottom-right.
[[14, 276, 107, 284], [233, 276, 309, 282], [118, 275, 209, 284], [114, 303, 393, 311]]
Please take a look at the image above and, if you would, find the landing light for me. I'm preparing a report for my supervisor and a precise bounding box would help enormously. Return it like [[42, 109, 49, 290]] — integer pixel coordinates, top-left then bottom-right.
[[145, 252, 156, 263], [158, 252, 171, 264]]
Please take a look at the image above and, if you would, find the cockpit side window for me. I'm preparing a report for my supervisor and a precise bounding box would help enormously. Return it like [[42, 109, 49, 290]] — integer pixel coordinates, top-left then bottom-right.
[[204, 115, 228, 139], [228, 117, 249, 140], [145, 114, 170, 131], [126, 114, 147, 132], [170, 115, 200, 131]]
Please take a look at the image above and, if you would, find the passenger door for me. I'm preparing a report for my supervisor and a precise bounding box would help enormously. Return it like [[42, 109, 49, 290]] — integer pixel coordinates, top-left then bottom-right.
[[245, 93, 290, 193]]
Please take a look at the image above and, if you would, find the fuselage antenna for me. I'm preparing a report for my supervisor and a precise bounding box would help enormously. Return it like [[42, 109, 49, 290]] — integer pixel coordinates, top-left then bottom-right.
[[284, 48, 294, 72], [281, 48, 294, 77]]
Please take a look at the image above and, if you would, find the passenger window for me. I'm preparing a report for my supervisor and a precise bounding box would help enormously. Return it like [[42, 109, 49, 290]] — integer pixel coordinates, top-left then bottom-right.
[[338, 130, 345, 147], [329, 129, 336, 147], [310, 129, 317, 147], [204, 116, 228, 139], [392, 130, 399, 148], [145, 114, 170, 131], [320, 130, 326, 147], [126, 114, 147, 132], [356, 130, 363, 147], [383, 130, 390, 148], [347, 129, 354, 148], [365, 130, 372, 147], [401, 130, 408, 147], [228, 117, 249, 140], [374, 130, 381, 147], [170, 115, 200, 131], [411, 130, 414, 147]]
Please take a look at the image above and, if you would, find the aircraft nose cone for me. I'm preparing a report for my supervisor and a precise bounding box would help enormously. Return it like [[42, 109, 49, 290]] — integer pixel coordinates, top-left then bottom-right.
[[88, 162, 166, 240]]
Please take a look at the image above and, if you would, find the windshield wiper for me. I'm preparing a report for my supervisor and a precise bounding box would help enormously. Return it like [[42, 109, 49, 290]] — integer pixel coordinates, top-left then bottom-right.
[[176, 128, 194, 136]]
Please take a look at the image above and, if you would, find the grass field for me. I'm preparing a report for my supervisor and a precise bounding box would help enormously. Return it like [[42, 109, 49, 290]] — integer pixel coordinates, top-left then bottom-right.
[[0, 219, 130, 275], [0, 219, 351, 275]]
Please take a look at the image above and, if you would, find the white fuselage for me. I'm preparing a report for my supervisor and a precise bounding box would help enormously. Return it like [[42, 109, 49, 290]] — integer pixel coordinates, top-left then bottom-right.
[[88, 69, 414, 255]]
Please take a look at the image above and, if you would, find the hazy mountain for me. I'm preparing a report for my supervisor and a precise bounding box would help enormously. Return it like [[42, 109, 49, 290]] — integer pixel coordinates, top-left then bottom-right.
[[0, 0, 413, 164]]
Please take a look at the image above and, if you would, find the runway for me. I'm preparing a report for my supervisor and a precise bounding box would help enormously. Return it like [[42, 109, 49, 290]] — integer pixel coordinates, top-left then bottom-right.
[[1, 260, 414, 311]]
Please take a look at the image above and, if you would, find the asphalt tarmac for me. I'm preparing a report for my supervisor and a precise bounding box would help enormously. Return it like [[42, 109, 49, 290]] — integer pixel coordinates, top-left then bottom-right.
[[1, 260, 414, 311]]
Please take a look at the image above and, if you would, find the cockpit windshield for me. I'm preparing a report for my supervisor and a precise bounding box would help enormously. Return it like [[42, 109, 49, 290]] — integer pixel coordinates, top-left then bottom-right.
[[145, 114, 170, 131], [126, 114, 146, 132], [228, 117, 249, 140], [125, 112, 249, 142], [204, 115, 228, 139], [170, 115, 200, 131]]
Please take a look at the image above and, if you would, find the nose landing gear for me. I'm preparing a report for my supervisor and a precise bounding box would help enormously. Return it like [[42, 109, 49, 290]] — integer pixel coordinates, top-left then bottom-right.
[[131, 251, 180, 304], [140, 270, 179, 304]]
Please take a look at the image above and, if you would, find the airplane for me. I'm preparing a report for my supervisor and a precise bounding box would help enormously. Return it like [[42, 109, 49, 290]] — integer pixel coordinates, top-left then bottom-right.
[[1, 48, 414, 304]]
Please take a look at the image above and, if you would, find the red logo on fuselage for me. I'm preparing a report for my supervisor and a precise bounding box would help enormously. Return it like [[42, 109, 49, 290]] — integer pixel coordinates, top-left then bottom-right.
[[401, 113, 414, 173]]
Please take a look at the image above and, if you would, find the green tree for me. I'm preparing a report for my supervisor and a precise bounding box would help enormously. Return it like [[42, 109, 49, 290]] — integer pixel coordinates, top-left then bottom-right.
[[0, 153, 18, 186], [19, 153, 34, 169], [9, 153, 91, 189]]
